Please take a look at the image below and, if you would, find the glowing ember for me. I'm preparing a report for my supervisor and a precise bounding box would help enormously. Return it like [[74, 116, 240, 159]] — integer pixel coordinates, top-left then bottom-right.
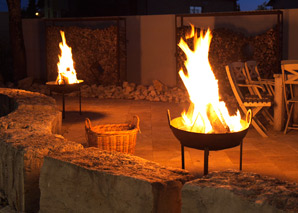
[[56, 31, 79, 85], [177, 25, 247, 133]]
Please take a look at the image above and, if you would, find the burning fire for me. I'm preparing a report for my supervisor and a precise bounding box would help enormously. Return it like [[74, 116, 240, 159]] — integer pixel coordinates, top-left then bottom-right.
[[177, 25, 247, 133], [56, 31, 79, 85]]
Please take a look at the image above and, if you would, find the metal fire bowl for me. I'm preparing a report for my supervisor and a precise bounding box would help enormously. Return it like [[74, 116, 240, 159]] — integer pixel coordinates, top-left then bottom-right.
[[167, 110, 250, 151], [46, 80, 84, 94]]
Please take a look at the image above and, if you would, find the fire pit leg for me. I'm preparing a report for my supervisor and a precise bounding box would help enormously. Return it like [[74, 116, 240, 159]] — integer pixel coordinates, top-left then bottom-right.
[[240, 140, 243, 171], [181, 145, 185, 169], [204, 147, 209, 175], [79, 87, 82, 115], [62, 92, 65, 119]]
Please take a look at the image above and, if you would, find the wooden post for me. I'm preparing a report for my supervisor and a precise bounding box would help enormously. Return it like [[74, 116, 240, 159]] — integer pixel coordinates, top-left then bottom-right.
[[294, 86, 298, 123], [274, 74, 285, 131], [240, 140, 243, 171], [204, 147, 209, 175], [181, 145, 185, 169]]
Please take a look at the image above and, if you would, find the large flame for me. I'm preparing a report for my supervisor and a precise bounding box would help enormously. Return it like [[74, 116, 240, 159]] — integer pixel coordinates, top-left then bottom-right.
[[178, 25, 244, 133], [56, 31, 79, 85]]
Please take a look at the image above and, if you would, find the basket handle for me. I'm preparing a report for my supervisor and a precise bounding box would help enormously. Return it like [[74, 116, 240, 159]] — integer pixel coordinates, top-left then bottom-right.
[[246, 109, 252, 127], [131, 115, 140, 132], [85, 118, 92, 131]]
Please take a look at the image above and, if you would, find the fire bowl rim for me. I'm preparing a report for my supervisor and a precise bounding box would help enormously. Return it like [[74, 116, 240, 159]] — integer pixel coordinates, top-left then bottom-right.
[[169, 116, 250, 135], [46, 79, 84, 86], [46, 80, 84, 93], [167, 110, 251, 151]]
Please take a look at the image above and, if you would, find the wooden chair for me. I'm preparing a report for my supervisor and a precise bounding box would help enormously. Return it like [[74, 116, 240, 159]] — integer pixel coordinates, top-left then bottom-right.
[[244, 61, 275, 96], [225, 63, 272, 137], [227, 62, 255, 96], [229, 62, 273, 124], [244, 61, 274, 124], [281, 60, 298, 134]]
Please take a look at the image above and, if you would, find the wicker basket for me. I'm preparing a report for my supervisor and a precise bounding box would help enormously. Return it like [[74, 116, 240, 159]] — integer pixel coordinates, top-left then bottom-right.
[[85, 116, 140, 154]]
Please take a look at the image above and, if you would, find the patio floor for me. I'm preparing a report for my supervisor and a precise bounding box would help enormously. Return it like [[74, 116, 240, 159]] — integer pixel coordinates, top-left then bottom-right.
[[54, 96, 298, 183]]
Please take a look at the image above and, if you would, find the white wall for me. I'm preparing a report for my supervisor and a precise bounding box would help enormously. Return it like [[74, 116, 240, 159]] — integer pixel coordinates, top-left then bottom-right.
[[2, 10, 298, 86], [140, 15, 176, 86], [283, 9, 298, 59], [22, 19, 46, 81], [177, 14, 277, 36], [126, 12, 283, 86], [126, 16, 142, 84], [126, 15, 176, 86], [0, 12, 9, 40]]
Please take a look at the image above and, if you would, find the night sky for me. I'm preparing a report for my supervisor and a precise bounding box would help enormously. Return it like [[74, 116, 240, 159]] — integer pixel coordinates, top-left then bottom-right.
[[238, 0, 268, 11], [0, 0, 268, 12], [0, 0, 28, 11], [0, 0, 29, 11]]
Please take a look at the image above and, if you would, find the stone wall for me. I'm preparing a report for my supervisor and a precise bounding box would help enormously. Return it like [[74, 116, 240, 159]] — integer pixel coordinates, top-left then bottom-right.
[[182, 170, 298, 213], [39, 148, 192, 213], [0, 88, 193, 212], [0, 88, 297, 212], [0, 88, 83, 212], [0, 94, 15, 117]]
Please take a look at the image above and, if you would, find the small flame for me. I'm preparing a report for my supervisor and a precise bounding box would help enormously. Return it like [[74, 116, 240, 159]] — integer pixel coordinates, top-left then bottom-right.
[[178, 25, 245, 133], [56, 31, 79, 85]]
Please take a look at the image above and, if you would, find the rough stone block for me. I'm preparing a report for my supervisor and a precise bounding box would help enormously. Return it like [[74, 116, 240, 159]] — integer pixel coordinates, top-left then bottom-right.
[[0, 89, 62, 135], [40, 148, 193, 213], [0, 89, 72, 212], [0, 132, 83, 212], [182, 170, 298, 213], [0, 94, 16, 117]]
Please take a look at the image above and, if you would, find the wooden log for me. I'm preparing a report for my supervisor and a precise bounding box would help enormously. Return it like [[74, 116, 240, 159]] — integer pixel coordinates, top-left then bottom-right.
[[206, 103, 230, 133]]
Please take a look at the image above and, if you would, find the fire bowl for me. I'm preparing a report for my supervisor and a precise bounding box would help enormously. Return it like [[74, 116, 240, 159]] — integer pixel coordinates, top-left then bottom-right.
[[46, 80, 84, 119], [167, 109, 251, 174], [167, 110, 251, 151], [46, 80, 84, 94]]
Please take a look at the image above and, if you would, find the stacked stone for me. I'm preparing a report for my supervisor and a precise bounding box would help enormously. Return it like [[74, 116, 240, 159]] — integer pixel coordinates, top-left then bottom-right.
[[67, 80, 188, 103], [12, 77, 189, 103]]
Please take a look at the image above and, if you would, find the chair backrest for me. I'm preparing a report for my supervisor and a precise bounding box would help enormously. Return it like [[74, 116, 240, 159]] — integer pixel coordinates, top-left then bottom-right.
[[281, 60, 298, 100], [281, 60, 298, 84], [244, 60, 261, 82], [245, 60, 274, 97], [225, 64, 245, 105], [228, 62, 247, 83], [229, 61, 258, 97]]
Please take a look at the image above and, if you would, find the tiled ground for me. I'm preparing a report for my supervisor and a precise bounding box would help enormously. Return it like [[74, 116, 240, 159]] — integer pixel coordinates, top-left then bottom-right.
[[54, 96, 298, 183]]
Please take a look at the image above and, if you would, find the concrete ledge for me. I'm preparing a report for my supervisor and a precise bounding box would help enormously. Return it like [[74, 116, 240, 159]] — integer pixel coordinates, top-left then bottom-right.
[[39, 148, 193, 213], [182, 170, 298, 213]]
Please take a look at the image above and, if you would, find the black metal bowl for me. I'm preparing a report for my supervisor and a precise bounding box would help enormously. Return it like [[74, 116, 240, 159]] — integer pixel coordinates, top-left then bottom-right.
[[167, 110, 251, 151], [46, 80, 84, 94]]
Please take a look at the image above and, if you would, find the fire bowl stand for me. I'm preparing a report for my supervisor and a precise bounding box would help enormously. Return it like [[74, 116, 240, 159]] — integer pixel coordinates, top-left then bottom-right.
[[47, 82, 82, 119], [60, 89, 82, 119], [181, 141, 243, 176]]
